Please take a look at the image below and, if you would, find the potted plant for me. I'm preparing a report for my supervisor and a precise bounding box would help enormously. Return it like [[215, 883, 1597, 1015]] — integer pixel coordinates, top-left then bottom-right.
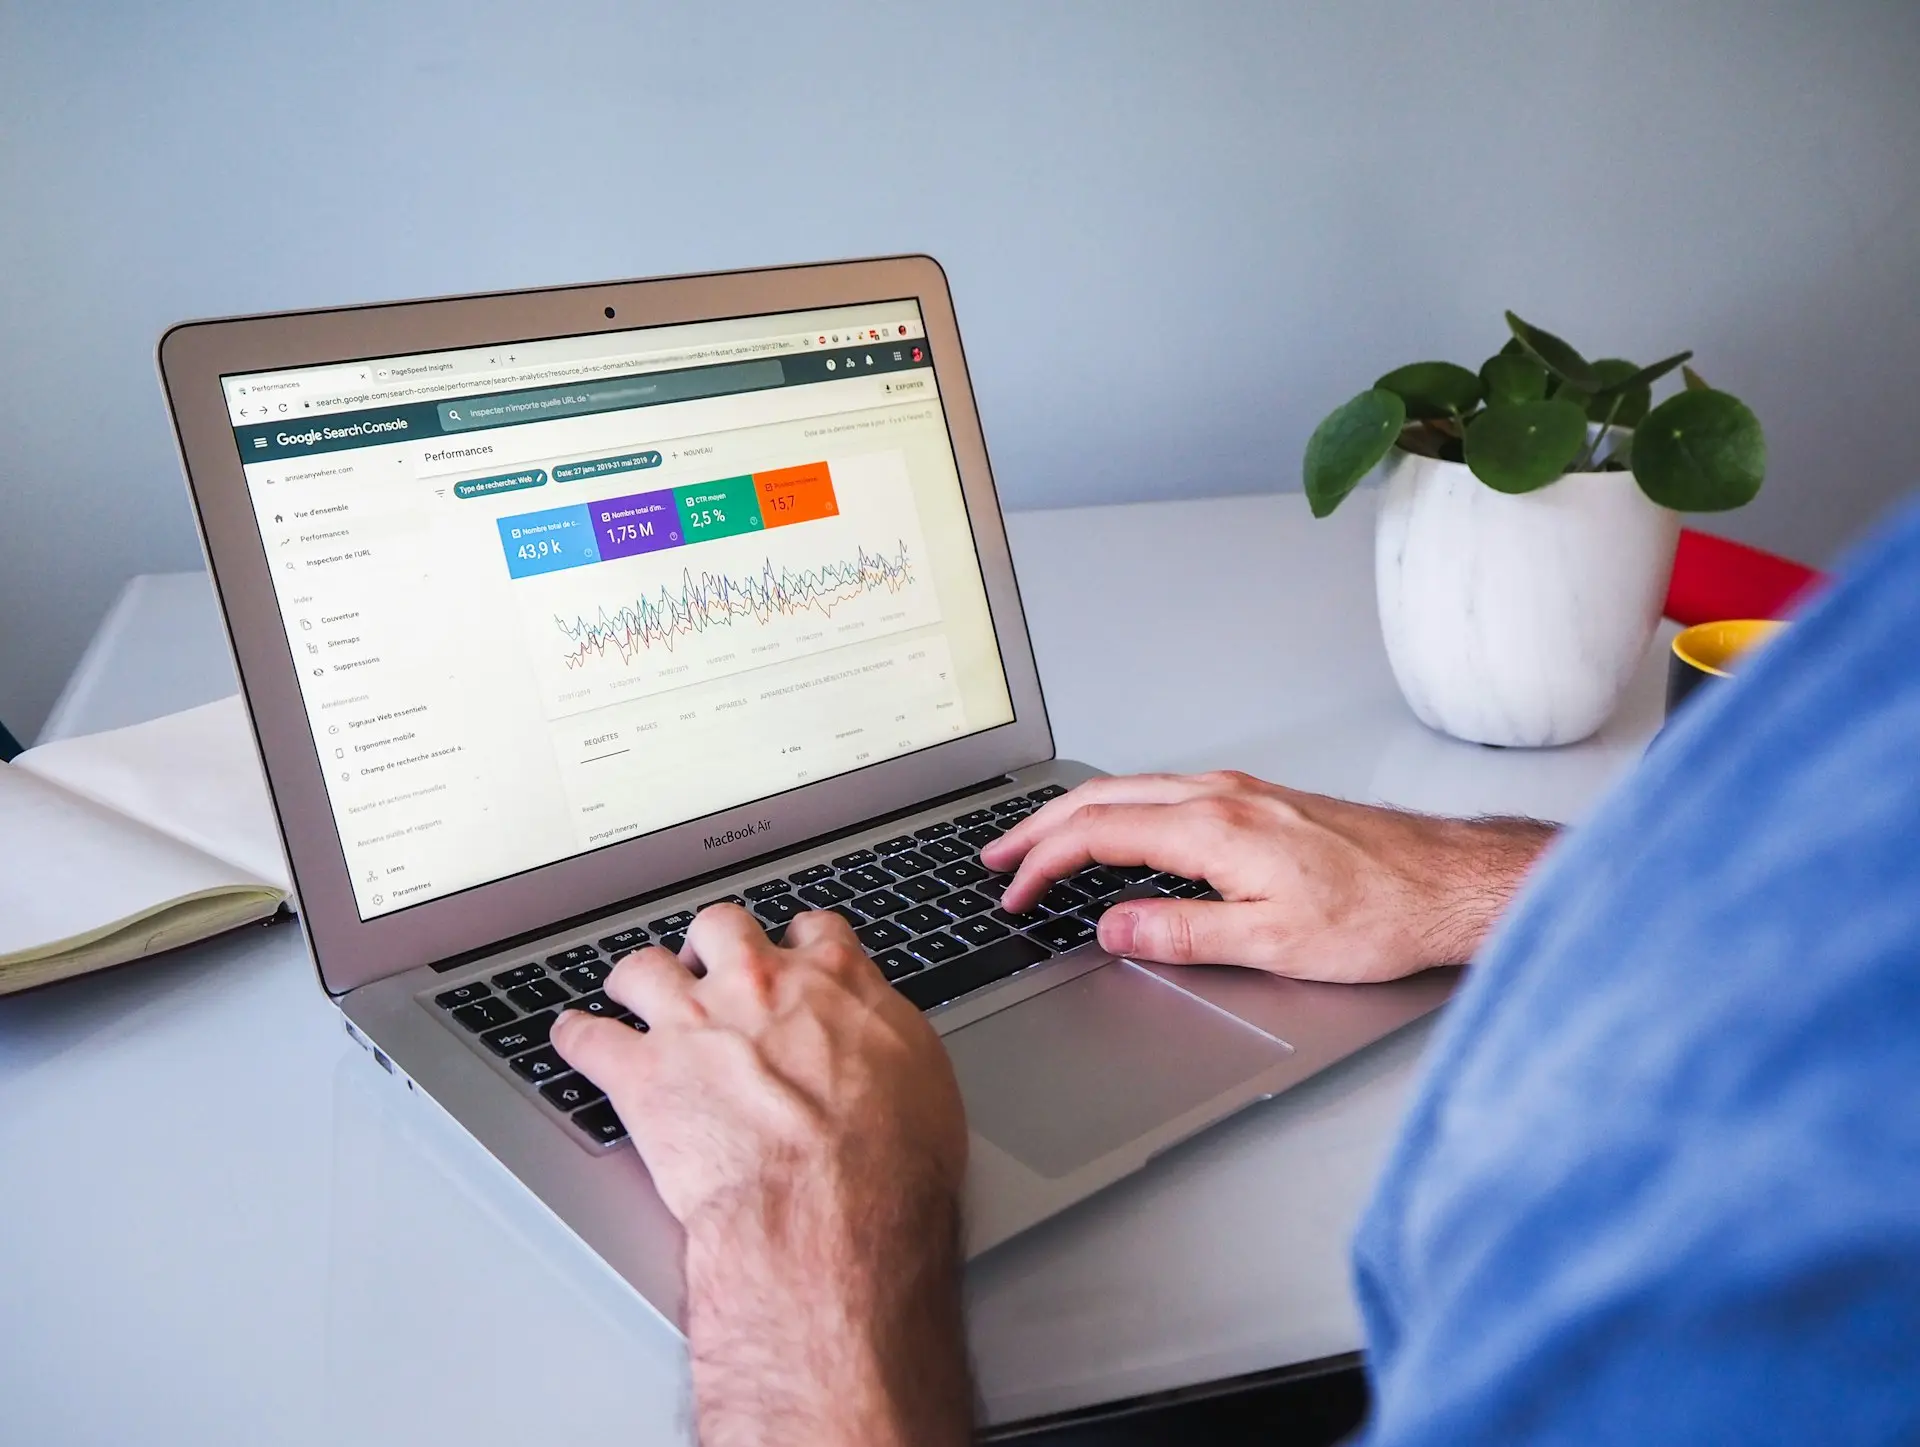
[[1303, 313, 1765, 747]]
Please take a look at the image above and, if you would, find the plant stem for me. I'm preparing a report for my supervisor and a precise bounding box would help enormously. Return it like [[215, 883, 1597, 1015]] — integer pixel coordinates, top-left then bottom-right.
[[1575, 394, 1624, 473]]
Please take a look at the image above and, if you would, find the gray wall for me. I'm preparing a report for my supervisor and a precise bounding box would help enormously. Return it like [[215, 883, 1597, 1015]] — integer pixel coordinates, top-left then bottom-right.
[[4, 2, 1918, 741]]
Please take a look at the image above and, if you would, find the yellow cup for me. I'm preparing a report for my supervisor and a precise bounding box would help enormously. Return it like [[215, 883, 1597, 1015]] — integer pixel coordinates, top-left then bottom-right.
[[1667, 619, 1787, 715]]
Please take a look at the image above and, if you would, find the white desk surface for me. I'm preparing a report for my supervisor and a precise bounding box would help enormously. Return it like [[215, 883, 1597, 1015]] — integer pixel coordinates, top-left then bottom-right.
[[1, 492, 1667, 1442]]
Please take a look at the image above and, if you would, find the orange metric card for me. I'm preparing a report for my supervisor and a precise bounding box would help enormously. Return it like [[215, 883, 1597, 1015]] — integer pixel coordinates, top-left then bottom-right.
[[753, 462, 838, 528]]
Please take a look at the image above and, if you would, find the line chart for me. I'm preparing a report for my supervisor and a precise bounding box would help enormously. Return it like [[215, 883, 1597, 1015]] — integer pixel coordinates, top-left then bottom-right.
[[552, 540, 918, 669]]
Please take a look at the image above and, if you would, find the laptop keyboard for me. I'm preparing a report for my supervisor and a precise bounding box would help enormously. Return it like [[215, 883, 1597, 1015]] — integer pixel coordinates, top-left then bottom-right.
[[422, 783, 1217, 1149]]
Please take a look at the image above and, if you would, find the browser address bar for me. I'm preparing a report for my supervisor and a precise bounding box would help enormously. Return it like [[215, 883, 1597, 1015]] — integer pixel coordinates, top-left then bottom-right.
[[305, 331, 859, 414]]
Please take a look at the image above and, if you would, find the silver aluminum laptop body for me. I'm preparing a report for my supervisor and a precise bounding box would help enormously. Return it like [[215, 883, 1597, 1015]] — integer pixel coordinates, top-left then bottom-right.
[[159, 256, 1452, 1330]]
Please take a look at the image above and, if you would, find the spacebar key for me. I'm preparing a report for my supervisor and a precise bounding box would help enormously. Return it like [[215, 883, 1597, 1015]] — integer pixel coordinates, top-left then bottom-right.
[[895, 935, 1051, 1011]]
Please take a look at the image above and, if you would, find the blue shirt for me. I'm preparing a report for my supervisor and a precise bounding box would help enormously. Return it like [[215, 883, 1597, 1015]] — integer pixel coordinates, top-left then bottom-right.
[[1353, 498, 1920, 1446]]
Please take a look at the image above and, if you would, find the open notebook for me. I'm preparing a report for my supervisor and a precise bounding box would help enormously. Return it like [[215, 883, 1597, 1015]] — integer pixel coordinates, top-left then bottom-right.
[[0, 695, 292, 995]]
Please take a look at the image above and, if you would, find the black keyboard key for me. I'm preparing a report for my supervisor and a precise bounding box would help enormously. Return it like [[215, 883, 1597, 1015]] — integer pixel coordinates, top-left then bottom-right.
[[510, 1045, 569, 1082], [753, 894, 807, 925], [937, 888, 993, 918], [895, 934, 1051, 1010], [1039, 882, 1092, 915], [744, 878, 791, 901], [435, 981, 492, 1010], [1029, 916, 1098, 953], [1112, 864, 1155, 883], [852, 887, 912, 918], [884, 848, 937, 876], [831, 849, 878, 870], [765, 923, 787, 946], [450, 996, 516, 1032], [914, 821, 958, 841], [547, 945, 599, 969], [991, 797, 1032, 816], [541, 1074, 606, 1112], [648, 910, 695, 934], [573, 1099, 628, 1145], [951, 915, 1011, 949], [1028, 784, 1069, 801], [874, 835, 919, 856], [992, 906, 1046, 931], [492, 962, 546, 990], [557, 959, 612, 993], [1168, 876, 1214, 899], [506, 977, 569, 1012], [895, 904, 957, 936], [902, 931, 968, 967], [954, 809, 997, 828], [857, 919, 913, 951], [1074, 867, 1130, 900], [828, 903, 870, 929], [840, 864, 897, 892], [570, 991, 627, 1019], [599, 927, 650, 955], [481, 1011, 557, 1057], [699, 894, 745, 911], [660, 932, 687, 954], [790, 863, 835, 886], [919, 838, 970, 865], [893, 874, 949, 904], [958, 824, 1002, 849], [797, 879, 855, 906], [873, 948, 921, 981], [933, 859, 989, 889]]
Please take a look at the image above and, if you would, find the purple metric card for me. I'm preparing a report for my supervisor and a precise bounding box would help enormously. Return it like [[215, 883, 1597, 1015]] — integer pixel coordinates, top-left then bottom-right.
[[592, 489, 682, 559]]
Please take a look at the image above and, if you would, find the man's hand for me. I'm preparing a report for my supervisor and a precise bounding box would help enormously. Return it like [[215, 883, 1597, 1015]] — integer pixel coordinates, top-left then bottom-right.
[[984, 771, 1556, 984], [552, 905, 972, 1447]]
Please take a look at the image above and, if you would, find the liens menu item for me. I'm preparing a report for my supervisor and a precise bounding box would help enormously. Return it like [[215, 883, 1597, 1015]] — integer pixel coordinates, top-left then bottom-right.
[[0, 695, 291, 995]]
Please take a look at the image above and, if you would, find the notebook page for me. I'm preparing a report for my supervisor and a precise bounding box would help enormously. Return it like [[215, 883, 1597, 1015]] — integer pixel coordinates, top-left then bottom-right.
[[13, 694, 290, 892], [0, 763, 274, 965]]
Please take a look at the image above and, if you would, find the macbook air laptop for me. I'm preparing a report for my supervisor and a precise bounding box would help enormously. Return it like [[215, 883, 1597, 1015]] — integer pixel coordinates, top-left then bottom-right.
[[158, 255, 1452, 1327]]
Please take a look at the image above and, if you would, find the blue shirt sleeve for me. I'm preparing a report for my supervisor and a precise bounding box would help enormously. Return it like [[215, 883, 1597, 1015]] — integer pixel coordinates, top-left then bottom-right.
[[1352, 495, 1920, 1447]]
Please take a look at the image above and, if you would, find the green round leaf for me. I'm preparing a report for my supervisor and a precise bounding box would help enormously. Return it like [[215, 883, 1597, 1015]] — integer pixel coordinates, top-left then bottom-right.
[[1505, 311, 1599, 392], [1587, 358, 1652, 428], [1463, 398, 1590, 493], [1303, 388, 1406, 517], [1480, 353, 1549, 407], [1374, 361, 1484, 421], [1631, 389, 1766, 511]]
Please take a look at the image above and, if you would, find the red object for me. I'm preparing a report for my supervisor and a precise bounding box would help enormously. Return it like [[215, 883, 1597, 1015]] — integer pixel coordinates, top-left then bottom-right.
[[1664, 528, 1824, 627]]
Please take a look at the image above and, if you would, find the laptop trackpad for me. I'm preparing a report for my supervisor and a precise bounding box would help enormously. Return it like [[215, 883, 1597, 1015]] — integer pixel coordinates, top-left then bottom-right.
[[943, 960, 1293, 1179]]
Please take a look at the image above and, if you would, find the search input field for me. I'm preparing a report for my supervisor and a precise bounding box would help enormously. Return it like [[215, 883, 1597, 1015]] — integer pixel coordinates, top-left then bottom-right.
[[437, 360, 786, 432]]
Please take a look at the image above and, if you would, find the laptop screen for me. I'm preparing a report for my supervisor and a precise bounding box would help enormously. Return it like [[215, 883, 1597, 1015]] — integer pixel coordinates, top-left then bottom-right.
[[222, 301, 1015, 920]]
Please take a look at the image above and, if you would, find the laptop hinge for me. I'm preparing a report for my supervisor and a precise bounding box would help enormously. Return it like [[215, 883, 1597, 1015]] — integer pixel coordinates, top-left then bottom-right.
[[427, 774, 1018, 973]]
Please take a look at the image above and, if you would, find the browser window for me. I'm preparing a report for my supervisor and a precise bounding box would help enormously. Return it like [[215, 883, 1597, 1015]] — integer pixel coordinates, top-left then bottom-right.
[[224, 302, 1015, 920]]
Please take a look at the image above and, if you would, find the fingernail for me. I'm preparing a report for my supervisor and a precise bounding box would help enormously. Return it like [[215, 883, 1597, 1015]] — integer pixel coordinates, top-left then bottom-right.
[[1100, 909, 1137, 955], [552, 1009, 579, 1042]]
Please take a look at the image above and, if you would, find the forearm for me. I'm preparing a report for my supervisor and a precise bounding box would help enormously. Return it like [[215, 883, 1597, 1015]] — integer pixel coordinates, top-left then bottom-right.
[[684, 1172, 973, 1447], [1412, 815, 1559, 965]]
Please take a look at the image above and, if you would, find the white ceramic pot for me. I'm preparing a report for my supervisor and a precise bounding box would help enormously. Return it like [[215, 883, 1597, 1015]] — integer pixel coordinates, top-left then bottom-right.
[[1374, 447, 1679, 748]]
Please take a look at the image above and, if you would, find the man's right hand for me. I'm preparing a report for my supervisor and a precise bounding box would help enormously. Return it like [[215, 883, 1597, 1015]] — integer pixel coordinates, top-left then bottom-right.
[[982, 771, 1556, 984]]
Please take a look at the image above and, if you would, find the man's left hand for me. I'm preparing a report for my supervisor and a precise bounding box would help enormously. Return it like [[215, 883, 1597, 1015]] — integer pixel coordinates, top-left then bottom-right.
[[553, 905, 973, 1447]]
